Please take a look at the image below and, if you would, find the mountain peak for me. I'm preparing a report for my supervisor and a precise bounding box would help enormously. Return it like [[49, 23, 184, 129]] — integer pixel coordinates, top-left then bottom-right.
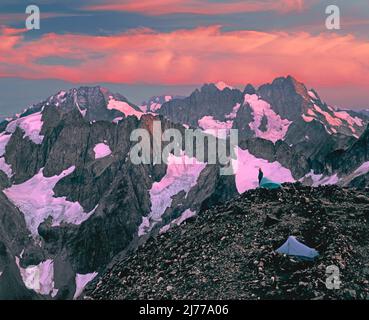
[[214, 81, 233, 91], [243, 84, 256, 95]]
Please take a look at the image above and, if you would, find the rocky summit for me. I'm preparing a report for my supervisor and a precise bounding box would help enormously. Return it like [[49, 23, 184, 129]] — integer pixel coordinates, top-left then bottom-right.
[[86, 183, 369, 300]]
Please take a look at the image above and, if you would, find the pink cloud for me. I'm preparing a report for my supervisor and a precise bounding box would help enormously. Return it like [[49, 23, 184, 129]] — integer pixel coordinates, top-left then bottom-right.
[[85, 0, 307, 15], [1, 25, 369, 92]]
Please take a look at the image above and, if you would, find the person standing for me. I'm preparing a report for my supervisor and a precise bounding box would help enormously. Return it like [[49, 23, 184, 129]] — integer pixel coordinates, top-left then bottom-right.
[[258, 168, 264, 185]]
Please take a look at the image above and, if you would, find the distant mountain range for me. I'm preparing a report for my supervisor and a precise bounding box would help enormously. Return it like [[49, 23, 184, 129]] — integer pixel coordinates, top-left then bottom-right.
[[1, 76, 369, 299]]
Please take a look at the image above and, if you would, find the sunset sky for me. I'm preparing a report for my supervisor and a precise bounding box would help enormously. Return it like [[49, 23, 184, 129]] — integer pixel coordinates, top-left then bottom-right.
[[0, 0, 368, 116]]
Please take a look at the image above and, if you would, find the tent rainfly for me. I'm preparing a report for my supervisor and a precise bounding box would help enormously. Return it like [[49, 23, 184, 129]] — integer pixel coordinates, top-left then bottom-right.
[[259, 177, 281, 190], [276, 236, 319, 260]]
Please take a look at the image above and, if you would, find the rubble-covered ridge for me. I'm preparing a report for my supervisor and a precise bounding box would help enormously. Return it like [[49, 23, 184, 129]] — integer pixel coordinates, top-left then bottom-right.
[[86, 183, 369, 300]]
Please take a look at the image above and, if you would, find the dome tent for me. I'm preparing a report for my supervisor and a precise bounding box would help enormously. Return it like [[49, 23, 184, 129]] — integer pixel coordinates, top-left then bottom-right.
[[276, 236, 319, 260], [259, 177, 281, 190]]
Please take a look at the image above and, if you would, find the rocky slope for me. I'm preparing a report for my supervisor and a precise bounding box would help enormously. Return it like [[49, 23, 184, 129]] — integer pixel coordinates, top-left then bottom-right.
[[86, 183, 369, 300]]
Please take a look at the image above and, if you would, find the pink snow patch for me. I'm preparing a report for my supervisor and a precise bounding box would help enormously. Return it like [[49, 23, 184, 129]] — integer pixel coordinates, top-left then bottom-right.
[[313, 105, 342, 127], [302, 170, 339, 187], [138, 153, 206, 236], [198, 116, 233, 131], [107, 96, 143, 119], [318, 174, 339, 186], [4, 166, 95, 235], [198, 116, 233, 139], [149, 102, 161, 112], [334, 110, 363, 127], [244, 94, 291, 143], [231, 146, 294, 194], [93, 143, 112, 159], [0, 133, 11, 156], [302, 115, 315, 122], [112, 117, 123, 124], [16, 257, 55, 296], [306, 109, 317, 117], [74, 272, 98, 299], [308, 90, 318, 100], [6, 112, 44, 144], [353, 161, 369, 177], [159, 209, 196, 234]]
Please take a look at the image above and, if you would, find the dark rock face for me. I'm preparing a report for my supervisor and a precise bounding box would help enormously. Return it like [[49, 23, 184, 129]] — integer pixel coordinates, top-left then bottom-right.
[[326, 125, 369, 175], [257, 76, 310, 121], [5, 127, 44, 184], [0, 193, 41, 299], [243, 84, 256, 95], [86, 184, 369, 300], [157, 84, 244, 127], [231, 103, 254, 140]]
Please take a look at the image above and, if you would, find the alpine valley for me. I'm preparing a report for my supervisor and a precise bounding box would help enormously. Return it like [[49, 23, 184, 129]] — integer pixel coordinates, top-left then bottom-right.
[[1, 76, 369, 300]]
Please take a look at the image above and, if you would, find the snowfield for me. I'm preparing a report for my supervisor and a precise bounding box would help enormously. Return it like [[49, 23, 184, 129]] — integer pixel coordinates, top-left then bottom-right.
[[74, 272, 98, 299], [198, 115, 233, 139], [244, 94, 291, 143], [232, 146, 295, 193], [16, 257, 57, 296], [5, 112, 44, 144], [93, 143, 112, 159], [4, 166, 95, 235], [138, 153, 206, 236], [107, 96, 143, 119]]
